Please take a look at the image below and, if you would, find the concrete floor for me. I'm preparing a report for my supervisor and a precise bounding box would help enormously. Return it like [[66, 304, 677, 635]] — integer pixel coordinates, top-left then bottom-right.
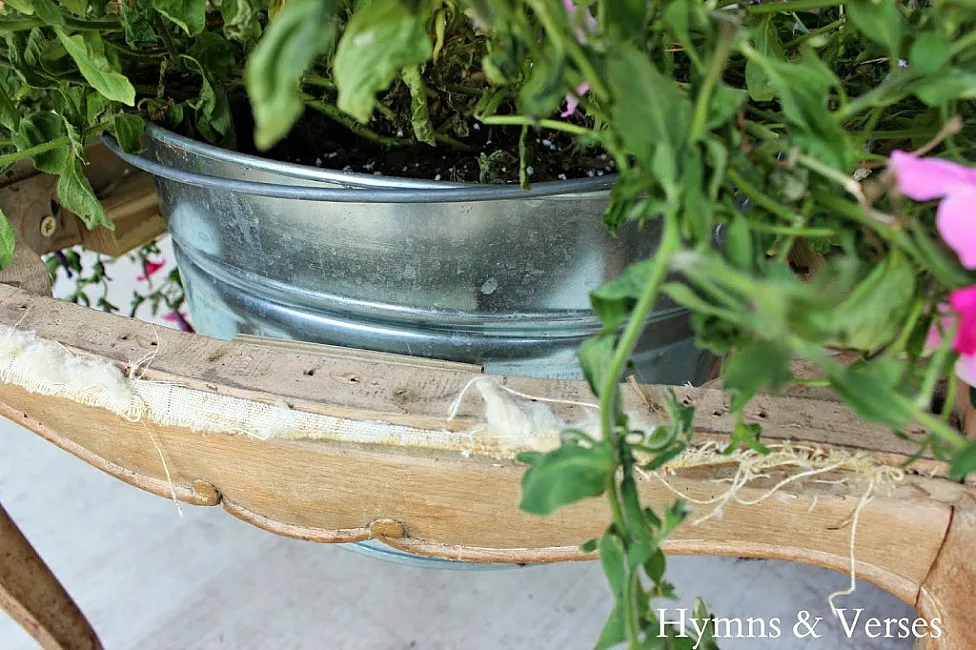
[[0, 240, 914, 649]]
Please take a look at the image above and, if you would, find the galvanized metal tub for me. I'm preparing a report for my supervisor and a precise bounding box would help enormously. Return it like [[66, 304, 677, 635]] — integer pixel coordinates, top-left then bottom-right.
[[108, 125, 711, 385], [106, 125, 714, 566]]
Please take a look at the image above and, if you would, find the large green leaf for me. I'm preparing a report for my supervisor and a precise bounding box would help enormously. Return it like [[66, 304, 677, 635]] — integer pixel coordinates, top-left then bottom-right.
[[6, 30, 59, 89], [61, 0, 88, 16], [154, 0, 207, 36], [112, 113, 145, 154], [950, 442, 976, 479], [722, 339, 792, 410], [681, 146, 712, 242], [604, 0, 645, 39], [0, 83, 20, 132], [598, 532, 626, 598], [826, 359, 914, 429], [222, 0, 262, 41], [55, 29, 135, 106], [517, 442, 614, 515], [909, 32, 952, 75], [189, 32, 238, 81], [517, 50, 567, 117], [578, 333, 615, 397], [724, 214, 753, 272], [32, 0, 66, 26], [334, 0, 433, 122], [847, 0, 903, 59], [120, 1, 157, 46], [707, 84, 746, 131], [0, 209, 15, 270], [594, 606, 626, 650], [590, 258, 657, 331], [13, 112, 68, 173], [829, 252, 916, 351], [56, 157, 113, 231], [605, 43, 691, 198], [745, 16, 784, 102], [749, 48, 852, 169], [4, 1, 36, 15], [181, 55, 234, 145], [245, 0, 336, 150], [915, 69, 976, 106]]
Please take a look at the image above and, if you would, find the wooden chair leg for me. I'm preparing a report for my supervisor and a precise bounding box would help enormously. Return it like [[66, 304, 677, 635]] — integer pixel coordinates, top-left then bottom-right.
[[0, 502, 101, 650], [915, 508, 976, 650]]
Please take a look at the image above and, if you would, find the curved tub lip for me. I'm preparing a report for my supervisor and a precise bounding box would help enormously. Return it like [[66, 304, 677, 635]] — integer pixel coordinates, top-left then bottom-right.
[[102, 124, 618, 203]]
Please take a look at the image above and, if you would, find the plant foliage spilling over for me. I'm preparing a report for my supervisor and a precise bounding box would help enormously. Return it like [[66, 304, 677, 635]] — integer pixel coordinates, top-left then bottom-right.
[[1, 0, 976, 647]]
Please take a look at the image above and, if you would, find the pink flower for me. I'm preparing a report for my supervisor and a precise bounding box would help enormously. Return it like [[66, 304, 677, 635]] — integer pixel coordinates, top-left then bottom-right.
[[927, 286, 976, 386], [163, 310, 195, 333], [562, 0, 598, 43], [950, 286, 976, 356], [137, 259, 166, 281], [561, 82, 589, 118], [889, 150, 976, 269], [560, 1, 597, 118]]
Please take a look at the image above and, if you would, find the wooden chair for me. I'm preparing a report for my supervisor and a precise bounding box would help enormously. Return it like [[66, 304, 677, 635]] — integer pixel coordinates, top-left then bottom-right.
[[0, 167, 973, 649]]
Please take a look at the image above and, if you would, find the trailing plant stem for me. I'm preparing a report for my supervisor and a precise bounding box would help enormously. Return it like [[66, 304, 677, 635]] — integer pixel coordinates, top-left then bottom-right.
[[745, 0, 845, 14], [478, 115, 595, 137], [0, 137, 69, 167], [605, 476, 639, 645], [690, 22, 735, 143], [599, 214, 680, 437], [783, 18, 846, 49], [596, 215, 679, 647], [305, 100, 413, 147]]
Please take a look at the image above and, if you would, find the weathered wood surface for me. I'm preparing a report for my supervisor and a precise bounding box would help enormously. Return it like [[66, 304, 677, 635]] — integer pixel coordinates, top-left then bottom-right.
[[915, 509, 976, 650], [0, 142, 165, 258], [0, 226, 51, 296], [0, 503, 102, 650]]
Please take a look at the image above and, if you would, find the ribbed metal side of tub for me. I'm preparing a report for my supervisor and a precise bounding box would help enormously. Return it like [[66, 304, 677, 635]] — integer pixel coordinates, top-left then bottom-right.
[[130, 125, 711, 383]]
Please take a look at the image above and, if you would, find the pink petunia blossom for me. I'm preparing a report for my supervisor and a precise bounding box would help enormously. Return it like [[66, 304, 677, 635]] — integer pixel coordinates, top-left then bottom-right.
[[137, 259, 166, 281], [560, 1, 597, 117], [927, 286, 976, 386], [561, 82, 590, 118], [163, 310, 195, 333], [889, 150, 976, 269]]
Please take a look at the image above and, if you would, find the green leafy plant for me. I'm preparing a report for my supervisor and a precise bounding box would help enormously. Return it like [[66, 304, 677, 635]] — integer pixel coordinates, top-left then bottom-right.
[[2, 1, 976, 648]]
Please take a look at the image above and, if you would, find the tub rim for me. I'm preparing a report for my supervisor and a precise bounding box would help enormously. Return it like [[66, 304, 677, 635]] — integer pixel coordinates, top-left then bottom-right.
[[103, 124, 619, 204]]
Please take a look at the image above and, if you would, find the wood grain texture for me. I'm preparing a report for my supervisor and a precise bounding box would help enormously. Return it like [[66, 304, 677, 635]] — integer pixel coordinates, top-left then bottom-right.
[[0, 287, 969, 598], [914, 508, 976, 650], [0, 503, 102, 650], [0, 278, 973, 644], [0, 228, 51, 297], [0, 285, 947, 470], [0, 382, 959, 603]]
